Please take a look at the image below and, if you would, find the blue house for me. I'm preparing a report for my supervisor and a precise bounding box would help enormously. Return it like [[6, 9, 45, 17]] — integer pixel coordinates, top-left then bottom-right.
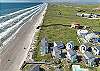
[[93, 46, 100, 55], [66, 49, 77, 63], [40, 38, 48, 56], [84, 51, 96, 67]]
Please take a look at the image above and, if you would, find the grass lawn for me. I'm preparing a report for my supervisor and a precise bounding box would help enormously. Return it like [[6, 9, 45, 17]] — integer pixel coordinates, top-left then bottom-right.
[[41, 3, 100, 44]]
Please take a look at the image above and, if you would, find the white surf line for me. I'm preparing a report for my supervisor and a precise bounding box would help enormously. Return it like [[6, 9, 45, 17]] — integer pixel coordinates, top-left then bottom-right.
[[0, 8, 41, 41], [32, 3, 47, 18], [0, 7, 41, 50], [0, 4, 43, 23], [0, 6, 41, 30], [0, 4, 43, 26], [0, 4, 42, 19], [0, 4, 45, 29]]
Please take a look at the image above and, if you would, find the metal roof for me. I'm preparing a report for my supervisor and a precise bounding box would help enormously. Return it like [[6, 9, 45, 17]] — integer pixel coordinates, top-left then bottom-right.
[[54, 42, 64, 49], [67, 49, 76, 56], [96, 46, 100, 50], [84, 51, 95, 59], [41, 38, 48, 47], [53, 46, 61, 58]]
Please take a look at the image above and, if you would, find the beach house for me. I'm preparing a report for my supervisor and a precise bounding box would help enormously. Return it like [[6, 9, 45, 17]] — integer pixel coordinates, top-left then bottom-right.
[[66, 41, 74, 50], [83, 51, 96, 67], [52, 46, 62, 59], [92, 38, 100, 43], [40, 38, 48, 56], [79, 43, 88, 53], [66, 49, 77, 63], [85, 33, 98, 42], [54, 42, 65, 49], [93, 46, 100, 55], [77, 29, 88, 37]]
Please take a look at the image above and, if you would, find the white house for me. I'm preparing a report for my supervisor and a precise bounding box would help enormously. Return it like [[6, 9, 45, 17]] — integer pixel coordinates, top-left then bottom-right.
[[92, 14, 98, 18], [77, 29, 88, 37], [76, 13, 83, 17], [72, 65, 88, 71], [93, 46, 100, 55], [66, 41, 74, 50], [54, 41, 64, 49], [79, 43, 88, 53], [84, 51, 96, 67], [66, 49, 77, 63], [52, 46, 62, 59], [82, 13, 91, 17], [85, 33, 98, 42], [76, 13, 91, 17]]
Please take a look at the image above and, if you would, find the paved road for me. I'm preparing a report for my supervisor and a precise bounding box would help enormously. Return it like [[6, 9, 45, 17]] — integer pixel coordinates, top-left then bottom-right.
[[0, 6, 47, 71]]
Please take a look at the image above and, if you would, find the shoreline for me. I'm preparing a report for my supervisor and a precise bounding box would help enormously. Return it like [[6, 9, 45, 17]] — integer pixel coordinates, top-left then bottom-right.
[[0, 3, 48, 71], [19, 4, 48, 70]]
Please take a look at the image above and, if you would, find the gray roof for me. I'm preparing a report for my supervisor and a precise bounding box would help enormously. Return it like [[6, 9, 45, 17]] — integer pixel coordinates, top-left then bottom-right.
[[84, 51, 95, 59], [53, 46, 61, 52], [53, 46, 61, 58], [30, 65, 40, 71], [55, 42, 64, 49], [41, 38, 48, 47], [67, 49, 76, 56], [96, 46, 100, 50]]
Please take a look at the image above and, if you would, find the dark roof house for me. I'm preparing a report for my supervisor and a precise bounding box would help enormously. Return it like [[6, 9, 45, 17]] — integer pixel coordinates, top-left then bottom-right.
[[54, 42, 65, 49], [30, 65, 40, 71], [40, 38, 48, 56], [66, 49, 77, 63], [84, 51, 96, 67], [93, 46, 100, 55]]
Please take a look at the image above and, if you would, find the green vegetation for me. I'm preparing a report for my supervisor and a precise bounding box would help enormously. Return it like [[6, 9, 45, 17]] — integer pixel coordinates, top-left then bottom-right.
[[32, 32, 52, 61], [33, 3, 100, 71], [22, 64, 32, 71], [41, 3, 100, 44]]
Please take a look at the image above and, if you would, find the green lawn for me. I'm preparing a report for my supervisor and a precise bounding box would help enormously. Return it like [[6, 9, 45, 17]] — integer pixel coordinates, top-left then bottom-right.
[[40, 3, 100, 44]]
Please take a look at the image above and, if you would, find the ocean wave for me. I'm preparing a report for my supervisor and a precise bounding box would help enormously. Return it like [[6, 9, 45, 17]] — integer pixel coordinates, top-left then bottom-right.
[[0, 3, 47, 46], [0, 4, 42, 23], [0, 6, 41, 33]]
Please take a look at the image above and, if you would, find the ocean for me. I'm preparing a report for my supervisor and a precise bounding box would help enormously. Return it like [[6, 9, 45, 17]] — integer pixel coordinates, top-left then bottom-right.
[[0, 3, 42, 16], [0, 2, 46, 46]]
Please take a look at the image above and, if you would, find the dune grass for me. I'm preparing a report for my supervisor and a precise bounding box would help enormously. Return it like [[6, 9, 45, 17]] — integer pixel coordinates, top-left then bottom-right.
[[33, 3, 100, 71]]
